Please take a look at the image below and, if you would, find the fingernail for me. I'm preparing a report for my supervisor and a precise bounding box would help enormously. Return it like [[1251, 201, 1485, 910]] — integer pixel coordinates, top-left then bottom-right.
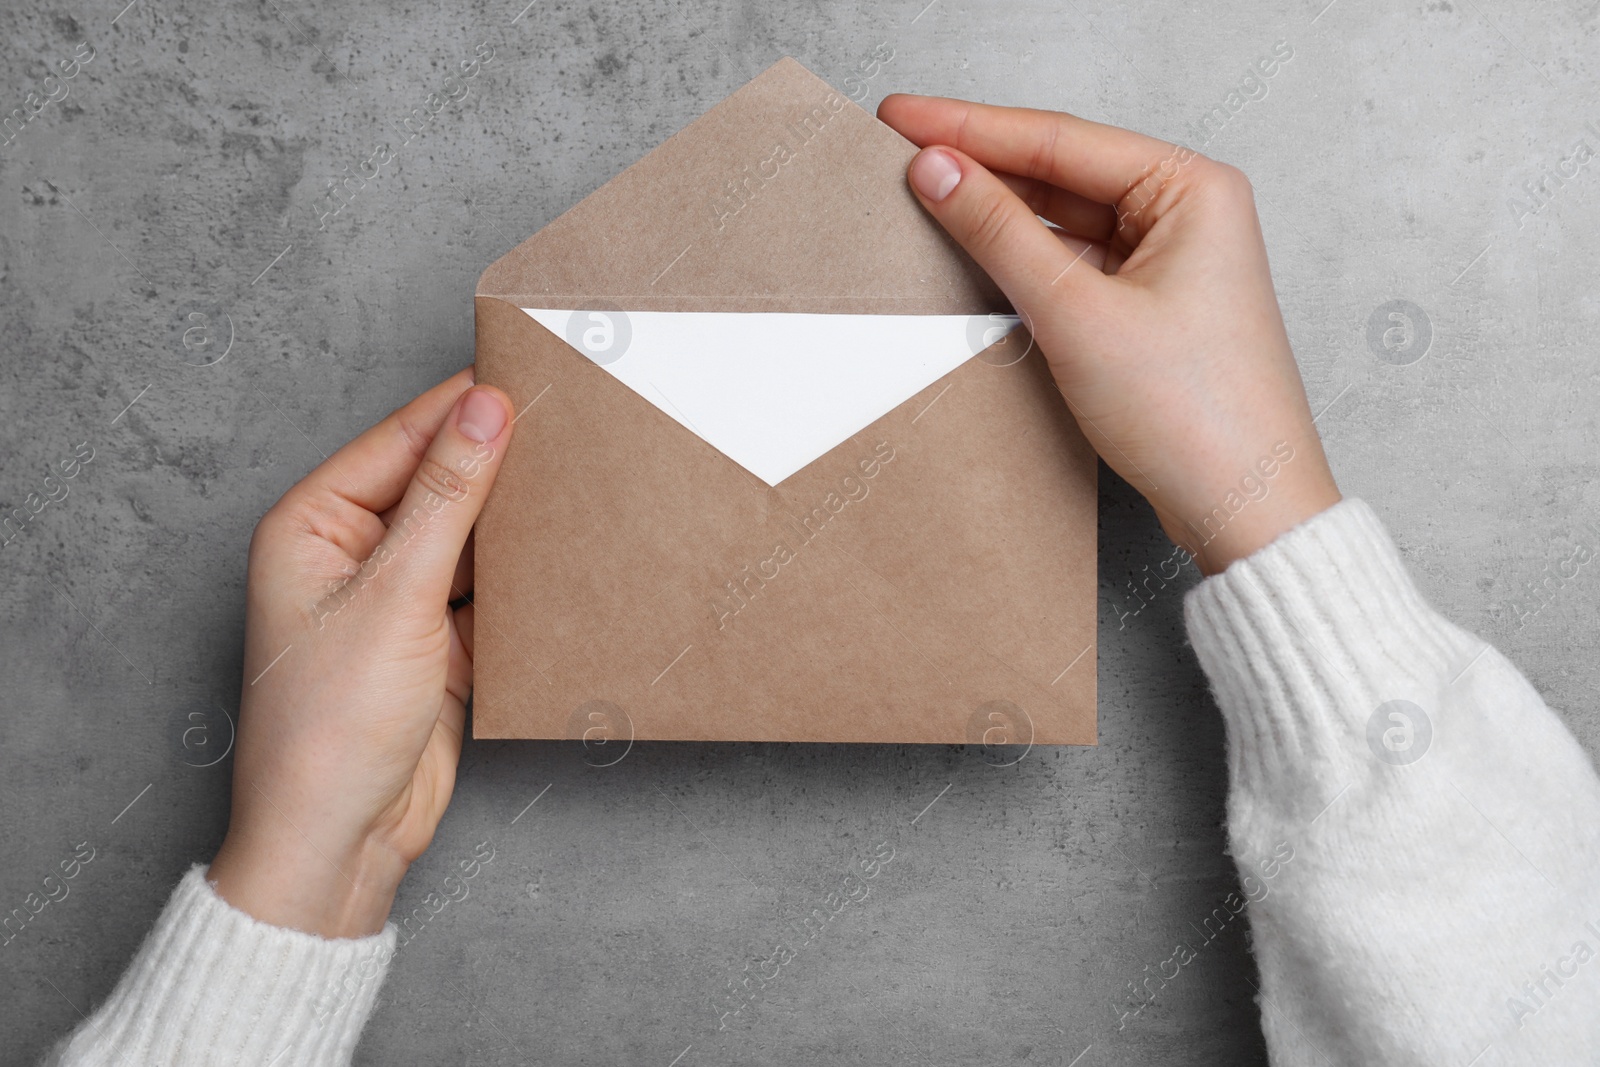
[[467, 364, 477, 384], [910, 148, 962, 202], [457, 387, 507, 443]]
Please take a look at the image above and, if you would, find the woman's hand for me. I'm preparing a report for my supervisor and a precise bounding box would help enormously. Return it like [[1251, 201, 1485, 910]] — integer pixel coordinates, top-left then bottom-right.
[[207, 371, 514, 938], [879, 95, 1341, 574]]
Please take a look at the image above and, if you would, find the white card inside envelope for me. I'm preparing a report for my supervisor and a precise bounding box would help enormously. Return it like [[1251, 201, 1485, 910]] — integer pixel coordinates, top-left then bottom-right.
[[523, 309, 1021, 486]]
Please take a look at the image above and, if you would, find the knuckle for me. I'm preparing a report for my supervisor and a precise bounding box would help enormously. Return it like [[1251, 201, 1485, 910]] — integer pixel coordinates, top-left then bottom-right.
[[1200, 158, 1252, 195], [249, 499, 295, 555], [1178, 158, 1258, 218], [246, 509, 278, 565], [950, 101, 974, 152], [1026, 121, 1061, 183], [391, 409, 434, 464], [966, 193, 1017, 253], [246, 500, 311, 583], [1218, 161, 1253, 191], [413, 456, 470, 503]]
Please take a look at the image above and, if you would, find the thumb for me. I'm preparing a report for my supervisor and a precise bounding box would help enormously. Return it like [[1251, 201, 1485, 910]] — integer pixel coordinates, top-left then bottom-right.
[[372, 384, 514, 607], [906, 146, 1105, 315]]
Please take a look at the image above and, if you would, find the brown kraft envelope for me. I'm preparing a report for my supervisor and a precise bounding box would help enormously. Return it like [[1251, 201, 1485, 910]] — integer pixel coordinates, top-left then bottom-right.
[[472, 56, 1097, 745]]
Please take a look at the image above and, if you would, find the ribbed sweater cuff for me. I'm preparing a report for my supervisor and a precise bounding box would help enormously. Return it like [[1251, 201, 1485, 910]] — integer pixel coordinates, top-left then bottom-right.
[[53, 863, 396, 1066], [1183, 498, 1482, 799]]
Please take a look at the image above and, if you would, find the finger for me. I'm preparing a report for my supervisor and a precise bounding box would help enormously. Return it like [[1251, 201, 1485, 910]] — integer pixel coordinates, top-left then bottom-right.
[[880, 94, 1180, 207], [443, 604, 473, 738], [275, 368, 475, 525], [371, 385, 514, 609], [996, 171, 1117, 242], [449, 530, 475, 602], [1103, 242, 1130, 276], [906, 145, 1108, 311], [453, 601, 476, 665], [387, 488, 475, 601], [1048, 228, 1110, 274]]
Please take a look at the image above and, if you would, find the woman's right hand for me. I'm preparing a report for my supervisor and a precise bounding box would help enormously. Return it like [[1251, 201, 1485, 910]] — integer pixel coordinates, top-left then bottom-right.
[[879, 95, 1341, 575]]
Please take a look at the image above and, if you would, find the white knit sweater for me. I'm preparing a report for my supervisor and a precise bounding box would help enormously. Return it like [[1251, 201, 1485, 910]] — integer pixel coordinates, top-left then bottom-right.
[[46, 499, 1600, 1065]]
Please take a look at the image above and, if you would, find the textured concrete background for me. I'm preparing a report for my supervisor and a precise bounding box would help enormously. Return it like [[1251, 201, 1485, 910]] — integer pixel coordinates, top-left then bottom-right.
[[3, 0, 1598, 1063]]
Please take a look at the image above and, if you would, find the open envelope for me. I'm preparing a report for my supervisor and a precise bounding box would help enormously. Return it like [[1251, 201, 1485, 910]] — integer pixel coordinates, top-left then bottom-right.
[[473, 57, 1097, 745]]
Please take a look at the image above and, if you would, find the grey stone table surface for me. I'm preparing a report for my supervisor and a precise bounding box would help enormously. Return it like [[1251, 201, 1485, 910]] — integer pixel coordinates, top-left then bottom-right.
[[3, 0, 1597, 1063]]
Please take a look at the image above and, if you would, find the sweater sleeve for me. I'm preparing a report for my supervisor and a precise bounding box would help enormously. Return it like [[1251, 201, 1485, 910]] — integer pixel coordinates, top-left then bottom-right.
[[1184, 497, 1600, 1065], [43, 863, 396, 1066]]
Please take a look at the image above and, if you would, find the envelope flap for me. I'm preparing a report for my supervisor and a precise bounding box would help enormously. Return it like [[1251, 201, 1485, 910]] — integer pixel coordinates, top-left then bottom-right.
[[475, 57, 1007, 315]]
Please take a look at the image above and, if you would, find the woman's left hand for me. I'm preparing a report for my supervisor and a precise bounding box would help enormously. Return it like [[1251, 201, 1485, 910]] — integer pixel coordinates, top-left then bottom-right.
[[207, 370, 514, 937]]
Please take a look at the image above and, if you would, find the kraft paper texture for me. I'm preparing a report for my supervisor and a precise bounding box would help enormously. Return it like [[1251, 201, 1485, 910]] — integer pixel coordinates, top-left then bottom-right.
[[473, 57, 1098, 745]]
